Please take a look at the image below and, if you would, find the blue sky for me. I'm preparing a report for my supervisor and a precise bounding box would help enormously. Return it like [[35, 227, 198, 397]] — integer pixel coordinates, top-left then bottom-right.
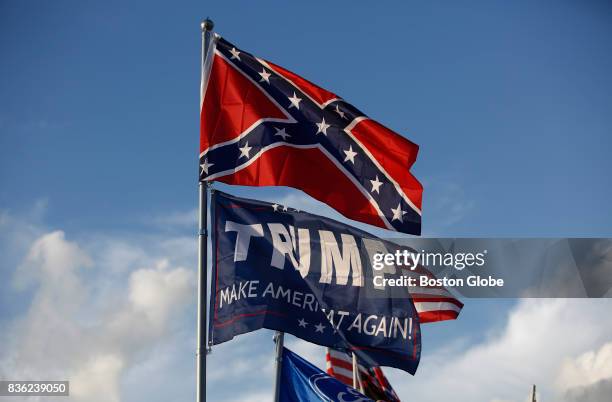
[[1, 1, 612, 401]]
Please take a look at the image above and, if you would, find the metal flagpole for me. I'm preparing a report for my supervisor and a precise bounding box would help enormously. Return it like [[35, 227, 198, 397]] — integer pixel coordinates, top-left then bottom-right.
[[352, 352, 364, 393], [197, 17, 214, 402], [272, 331, 285, 402], [352, 352, 358, 389]]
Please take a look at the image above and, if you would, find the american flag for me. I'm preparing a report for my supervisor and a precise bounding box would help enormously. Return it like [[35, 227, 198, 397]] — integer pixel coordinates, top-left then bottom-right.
[[405, 263, 464, 323], [200, 34, 423, 235], [325, 263, 462, 399], [326, 348, 401, 402]]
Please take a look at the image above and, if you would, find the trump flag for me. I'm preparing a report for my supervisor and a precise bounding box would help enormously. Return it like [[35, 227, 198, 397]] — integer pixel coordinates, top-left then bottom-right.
[[200, 34, 423, 235], [208, 191, 427, 373]]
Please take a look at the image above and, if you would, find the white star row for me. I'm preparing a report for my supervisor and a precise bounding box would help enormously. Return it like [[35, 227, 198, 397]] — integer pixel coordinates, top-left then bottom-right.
[[271, 203, 288, 212], [271, 203, 299, 213], [297, 318, 326, 333]]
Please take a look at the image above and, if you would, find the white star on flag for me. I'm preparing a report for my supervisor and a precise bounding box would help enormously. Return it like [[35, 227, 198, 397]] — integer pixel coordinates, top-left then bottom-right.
[[288, 92, 302, 109], [316, 117, 331, 135], [229, 47, 241, 60], [200, 159, 214, 175], [343, 145, 357, 163], [239, 142, 252, 159], [259, 68, 271, 83], [271, 203, 280, 211], [370, 175, 383, 193], [274, 127, 290, 140], [298, 318, 307, 328], [391, 203, 407, 222], [315, 323, 325, 333]]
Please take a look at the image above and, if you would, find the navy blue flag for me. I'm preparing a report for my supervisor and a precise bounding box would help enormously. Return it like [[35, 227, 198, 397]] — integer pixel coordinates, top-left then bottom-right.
[[208, 191, 421, 374], [280, 347, 374, 402]]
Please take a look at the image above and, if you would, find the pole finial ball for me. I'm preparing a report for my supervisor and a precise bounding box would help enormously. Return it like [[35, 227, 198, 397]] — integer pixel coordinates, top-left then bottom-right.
[[201, 18, 214, 32]]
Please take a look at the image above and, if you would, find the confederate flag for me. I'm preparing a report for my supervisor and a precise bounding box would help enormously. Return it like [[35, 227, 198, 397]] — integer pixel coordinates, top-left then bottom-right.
[[200, 34, 423, 235]]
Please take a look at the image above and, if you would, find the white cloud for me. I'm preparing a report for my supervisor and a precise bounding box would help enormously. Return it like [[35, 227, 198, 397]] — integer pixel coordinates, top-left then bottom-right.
[[70, 354, 124, 402], [557, 341, 612, 392], [128, 260, 193, 329], [285, 335, 326, 369], [14, 230, 92, 290], [0, 213, 196, 402], [148, 208, 198, 228], [561, 379, 612, 402], [385, 299, 612, 402]]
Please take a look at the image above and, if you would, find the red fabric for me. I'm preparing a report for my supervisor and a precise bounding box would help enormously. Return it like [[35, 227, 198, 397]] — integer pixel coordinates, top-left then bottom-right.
[[201, 54, 287, 153], [265, 59, 338, 105], [215, 146, 387, 228], [350, 119, 423, 209]]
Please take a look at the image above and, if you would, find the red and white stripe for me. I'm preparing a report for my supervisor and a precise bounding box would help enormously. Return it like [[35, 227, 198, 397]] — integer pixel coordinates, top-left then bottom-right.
[[397, 265, 464, 323], [326, 348, 401, 401], [326, 348, 359, 386]]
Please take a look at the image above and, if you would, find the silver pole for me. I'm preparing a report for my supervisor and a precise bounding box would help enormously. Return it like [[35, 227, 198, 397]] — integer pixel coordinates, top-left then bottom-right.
[[352, 352, 358, 389], [196, 17, 214, 402], [272, 331, 285, 402], [352, 352, 364, 393]]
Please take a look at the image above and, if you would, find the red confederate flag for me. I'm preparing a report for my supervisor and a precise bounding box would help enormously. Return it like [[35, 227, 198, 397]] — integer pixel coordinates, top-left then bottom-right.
[[200, 34, 423, 235]]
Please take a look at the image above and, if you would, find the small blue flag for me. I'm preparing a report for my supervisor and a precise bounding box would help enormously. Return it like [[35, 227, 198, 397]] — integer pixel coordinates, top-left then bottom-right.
[[280, 347, 373, 402]]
